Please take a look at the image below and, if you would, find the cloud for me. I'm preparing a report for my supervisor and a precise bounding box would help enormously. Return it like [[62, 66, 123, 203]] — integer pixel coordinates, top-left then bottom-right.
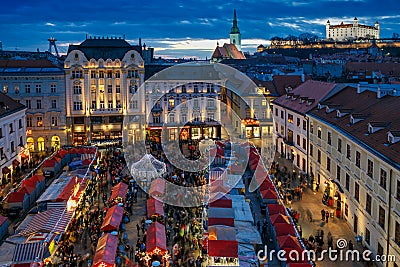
[[45, 22, 56, 27]]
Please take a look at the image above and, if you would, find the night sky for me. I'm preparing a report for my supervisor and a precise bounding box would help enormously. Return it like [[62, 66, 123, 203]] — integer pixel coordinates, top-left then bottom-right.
[[1, 0, 399, 58]]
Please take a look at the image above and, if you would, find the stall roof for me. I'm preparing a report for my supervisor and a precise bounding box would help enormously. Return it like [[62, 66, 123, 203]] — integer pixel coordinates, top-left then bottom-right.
[[274, 223, 296, 237], [208, 240, 238, 258], [270, 213, 290, 225], [277, 235, 302, 250], [0, 216, 7, 226], [267, 204, 286, 215], [146, 197, 164, 217], [16, 208, 73, 236], [210, 195, 232, 208], [234, 221, 262, 245], [36, 175, 83, 203], [261, 189, 278, 199], [7, 192, 26, 203], [109, 182, 128, 202], [208, 207, 234, 219], [12, 242, 46, 264], [146, 222, 167, 254], [101, 205, 124, 232], [93, 233, 118, 267], [149, 178, 165, 196], [231, 196, 253, 223], [208, 225, 236, 241]]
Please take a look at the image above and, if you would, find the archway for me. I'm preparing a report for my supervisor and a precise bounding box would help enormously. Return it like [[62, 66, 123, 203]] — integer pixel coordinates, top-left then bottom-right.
[[27, 137, 35, 152], [51, 136, 60, 150], [37, 137, 45, 152]]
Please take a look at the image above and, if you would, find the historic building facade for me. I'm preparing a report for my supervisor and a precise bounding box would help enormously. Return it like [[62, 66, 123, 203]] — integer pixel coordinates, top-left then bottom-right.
[[326, 17, 380, 41], [0, 92, 27, 183], [0, 59, 66, 153], [307, 84, 400, 266], [64, 37, 144, 146]]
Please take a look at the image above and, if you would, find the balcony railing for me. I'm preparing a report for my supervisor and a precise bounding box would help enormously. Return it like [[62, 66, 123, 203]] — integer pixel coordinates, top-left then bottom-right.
[[90, 108, 123, 114]]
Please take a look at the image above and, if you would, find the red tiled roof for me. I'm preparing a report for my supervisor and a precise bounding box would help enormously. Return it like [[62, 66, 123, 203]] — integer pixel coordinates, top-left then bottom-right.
[[211, 44, 245, 60], [309, 87, 400, 166], [273, 80, 338, 114], [272, 75, 311, 96]]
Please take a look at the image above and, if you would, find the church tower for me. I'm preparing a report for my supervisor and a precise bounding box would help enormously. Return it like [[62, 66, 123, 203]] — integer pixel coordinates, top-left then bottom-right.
[[230, 9, 241, 51]]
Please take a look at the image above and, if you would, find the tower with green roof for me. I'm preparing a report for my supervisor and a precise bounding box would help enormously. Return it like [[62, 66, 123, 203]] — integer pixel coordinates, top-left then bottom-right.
[[230, 9, 241, 51]]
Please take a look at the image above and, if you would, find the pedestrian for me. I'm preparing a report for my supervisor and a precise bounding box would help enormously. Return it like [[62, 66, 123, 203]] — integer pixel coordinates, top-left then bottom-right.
[[129, 246, 134, 259], [348, 240, 354, 250], [321, 209, 325, 221], [327, 232, 333, 248], [325, 210, 329, 223], [136, 223, 140, 236]]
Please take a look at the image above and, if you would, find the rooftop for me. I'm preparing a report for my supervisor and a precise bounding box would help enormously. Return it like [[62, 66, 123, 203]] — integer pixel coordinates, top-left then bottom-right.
[[309, 86, 400, 168], [0, 92, 26, 119]]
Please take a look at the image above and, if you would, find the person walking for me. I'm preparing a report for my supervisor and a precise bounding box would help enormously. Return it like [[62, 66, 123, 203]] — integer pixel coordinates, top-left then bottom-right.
[[327, 232, 333, 248], [325, 210, 329, 223], [321, 209, 325, 221], [136, 223, 140, 237], [348, 240, 354, 250]]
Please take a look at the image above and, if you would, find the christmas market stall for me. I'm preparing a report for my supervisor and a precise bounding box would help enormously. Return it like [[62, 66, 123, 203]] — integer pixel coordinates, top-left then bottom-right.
[[146, 197, 164, 222], [101, 205, 125, 232], [207, 225, 239, 266], [93, 233, 119, 267], [108, 182, 129, 204], [208, 207, 235, 227], [145, 222, 168, 265], [149, 178, 165, 197]]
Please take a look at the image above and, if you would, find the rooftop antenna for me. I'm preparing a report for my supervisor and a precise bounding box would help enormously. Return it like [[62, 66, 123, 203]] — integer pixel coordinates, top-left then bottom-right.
[[48, 37, 60, 57]]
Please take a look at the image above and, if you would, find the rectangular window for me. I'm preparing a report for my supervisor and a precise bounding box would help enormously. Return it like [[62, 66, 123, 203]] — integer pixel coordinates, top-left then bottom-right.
[[397, 180, 400, 200], [280, 126, 284, 136], [0, 148, 3, 159], [365, 228, 370, 245], [51, 99, 57, 109], [108, 101, 113, 109], [355, 151, 361, 168], [377, 243, 383, 257], [51, 84, 56, 93], [25, 84, 30, 93], [310, 144, 313, 157], [345, 173, 350, 191], [36, 99, 42, 109], [327, 132, 332, 145], [91, 71, 96, 79], [99, 71, 104, 78], [378, 206, 385, 229], [100, 101, 105, 109], [354, 182, 359, 202], [336, 165, 341, 181], [327, 157, 331, 172], [35, 84, 41, 93], [25, 100, 31, 109], [302, 138, 306, 150], [296, 135, 300, 146], [367, 159, 374, 178], [380, 169, 387, 189], [116, 85, 121, 93], [26, 117, 32, 127], [310, 121, 314, 134], [338, 138, 342, 153], [107, 84, 113, 94], [296, 118, 300, 127], [395, 221, 400, 245], [19, 119, 22, 129], [73, 85, 82, 94], [9, 123, 13, 133], [262, 100, 267, 106], [73, 101, 83, 110], [346, 144, 351, 159], [281, 110, 284, 119], [107, 70, 112, 78], [11, 141, 15, 153], [51, 116, 58, 127], [366, 193, 372, 215], [115, 71, 120, 78], [303, 120, 306, 131], [130, 100, 138, 109], [317, 150, 321, 163], [317, 127, 322, 138], [37, 116, 43, 127], [275, 107, 278, 116]]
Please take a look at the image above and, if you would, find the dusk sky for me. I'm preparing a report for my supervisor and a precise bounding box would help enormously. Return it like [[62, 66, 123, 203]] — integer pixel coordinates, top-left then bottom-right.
[[1, 0, 400, 59]]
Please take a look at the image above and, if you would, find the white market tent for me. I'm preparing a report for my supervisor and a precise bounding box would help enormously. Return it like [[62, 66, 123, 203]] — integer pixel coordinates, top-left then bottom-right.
[[130, 154, 166, 189]]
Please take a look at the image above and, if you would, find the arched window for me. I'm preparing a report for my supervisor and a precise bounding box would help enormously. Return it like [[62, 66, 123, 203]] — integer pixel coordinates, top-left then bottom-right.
[[37, 137, 45, 152], [51, 136, 60, 150], [27, 137, 35, 152]]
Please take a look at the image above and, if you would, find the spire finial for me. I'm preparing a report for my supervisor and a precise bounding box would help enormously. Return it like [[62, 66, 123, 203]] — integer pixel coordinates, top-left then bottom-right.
[[230, 9, 240, 34]]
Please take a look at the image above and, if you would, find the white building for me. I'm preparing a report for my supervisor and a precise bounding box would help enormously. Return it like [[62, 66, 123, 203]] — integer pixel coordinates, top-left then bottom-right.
[[326, 18, 380, 41], [307, 85, 400, 266], [0, 59, 66, 153], [0, 92, 27, 184], [64, 37, 144, 146]]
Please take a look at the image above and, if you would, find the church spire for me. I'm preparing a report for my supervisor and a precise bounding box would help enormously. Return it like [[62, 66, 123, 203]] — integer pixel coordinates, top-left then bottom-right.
[[230, 9, 240, 34]]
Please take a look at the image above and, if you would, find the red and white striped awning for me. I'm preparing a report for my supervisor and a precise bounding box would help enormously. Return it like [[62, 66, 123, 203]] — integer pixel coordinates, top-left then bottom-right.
[[17, 208, 73, 236]]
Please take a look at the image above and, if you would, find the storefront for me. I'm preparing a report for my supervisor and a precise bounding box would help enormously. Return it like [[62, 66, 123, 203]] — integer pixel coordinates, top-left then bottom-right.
[[242, 119, 260, 139]]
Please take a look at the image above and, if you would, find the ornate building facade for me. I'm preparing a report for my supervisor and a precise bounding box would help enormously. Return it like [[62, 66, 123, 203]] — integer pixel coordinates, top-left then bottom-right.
[[0, 58, 66, 153], [326, 18, 380, 41], [64, 37, 144, 146]]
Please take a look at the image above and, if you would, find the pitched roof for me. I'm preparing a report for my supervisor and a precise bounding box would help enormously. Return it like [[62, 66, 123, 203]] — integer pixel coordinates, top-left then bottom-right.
[[68, 37, 142, 60], [211, 43, 245, 60], [0, 92, 26, 119], [273, 80, 340, 114], [346, 62, 400, 77], [0, 59, 59, 68], [309, 87, 400, 168], [272, 75, 311, 96]]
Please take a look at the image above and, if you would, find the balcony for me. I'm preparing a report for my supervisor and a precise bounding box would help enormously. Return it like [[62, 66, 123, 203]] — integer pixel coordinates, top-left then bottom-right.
[[206, 105, 217, 110], [90, 108, 122, 114]]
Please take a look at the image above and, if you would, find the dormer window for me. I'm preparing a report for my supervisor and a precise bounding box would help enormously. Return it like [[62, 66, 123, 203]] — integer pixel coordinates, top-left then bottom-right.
[[318, 103, 326, 110], [368, 122, 387, 134], [350, 114, 366, 124], [388, 131, 400, 144]]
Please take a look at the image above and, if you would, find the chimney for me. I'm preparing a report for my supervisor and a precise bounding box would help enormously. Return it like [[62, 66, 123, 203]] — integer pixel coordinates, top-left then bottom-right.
[[139, 38, 142, 47]]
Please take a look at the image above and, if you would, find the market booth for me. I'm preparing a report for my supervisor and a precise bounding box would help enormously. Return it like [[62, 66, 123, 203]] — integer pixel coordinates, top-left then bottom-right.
[[108, 182, 128, 204], [146, 222, 167, 255], [101, 205, 124, 232], [273, 222, 296, 237], [93, 233, 119, 267], [266, 204, 287, 217], [0, 216, 8, 240], [208, 207, 235, 227], [149, 178, 165, 197], [207, 225, 239, 266], [210, 194, 232, 208], [270, 213, 290, 225], [146, 198, 164, 221], [260, 189, 279, 204]]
